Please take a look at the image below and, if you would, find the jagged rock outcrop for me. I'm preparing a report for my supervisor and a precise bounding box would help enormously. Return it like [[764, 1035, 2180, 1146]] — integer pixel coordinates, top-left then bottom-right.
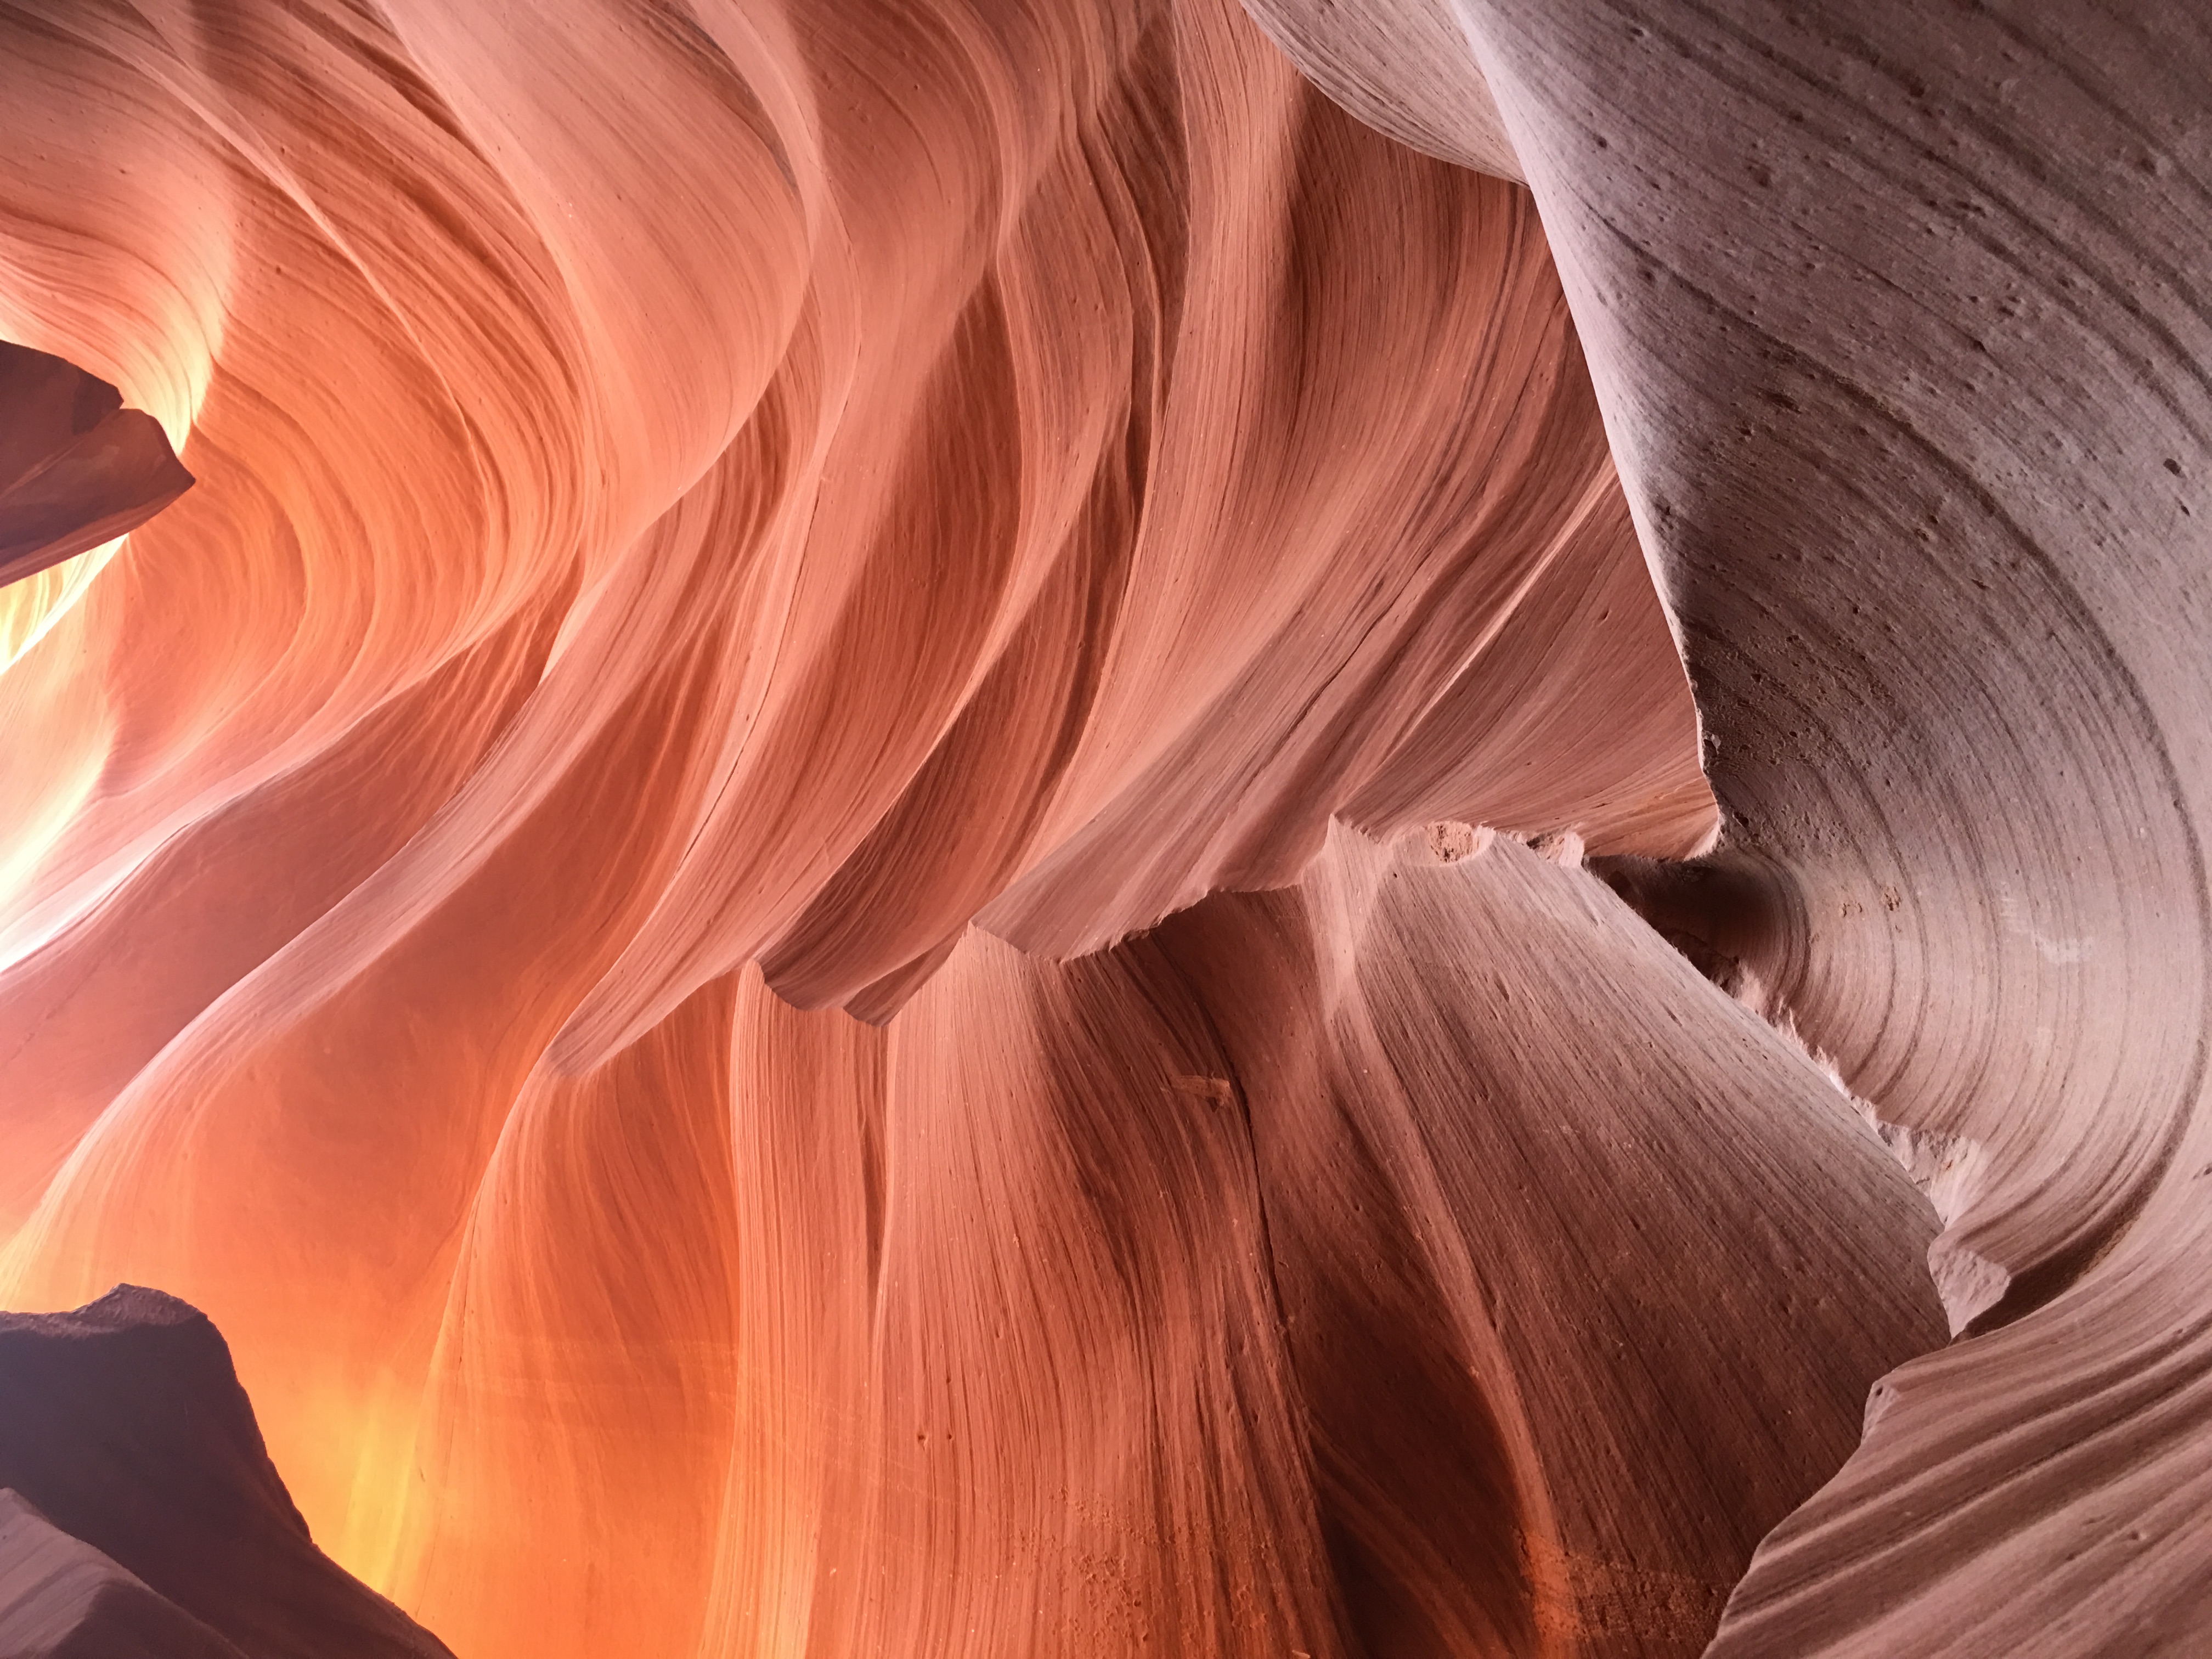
[[0, 1287, 452, 1659], [0, 342, 191, 592]]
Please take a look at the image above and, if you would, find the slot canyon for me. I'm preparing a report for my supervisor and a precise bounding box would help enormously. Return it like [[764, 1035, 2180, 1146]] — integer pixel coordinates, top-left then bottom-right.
[[0, 0, 2207, 1654]]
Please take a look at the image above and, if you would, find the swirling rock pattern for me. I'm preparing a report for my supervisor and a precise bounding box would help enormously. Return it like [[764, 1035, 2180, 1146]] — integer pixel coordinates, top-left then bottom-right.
[[1267, 0, 2212, 1651], [0, 0, 1735, 1650], [1, 0, 2200, 1654], [1238, 0, 1521, 180]]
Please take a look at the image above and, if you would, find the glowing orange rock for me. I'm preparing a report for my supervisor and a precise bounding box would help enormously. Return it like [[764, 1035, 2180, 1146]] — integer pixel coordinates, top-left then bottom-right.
[[25, 0, 2200, 1654], [0, 0, 1716, 1628]]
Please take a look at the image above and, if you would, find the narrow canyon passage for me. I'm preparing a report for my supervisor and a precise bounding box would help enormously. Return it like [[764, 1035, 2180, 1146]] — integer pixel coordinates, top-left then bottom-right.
[[1, 1, 2206, 1656]]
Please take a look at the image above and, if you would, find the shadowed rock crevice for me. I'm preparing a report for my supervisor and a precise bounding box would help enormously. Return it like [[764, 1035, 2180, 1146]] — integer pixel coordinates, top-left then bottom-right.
[[0, 341, 192, 589], [0, 1287, 452, 1659]]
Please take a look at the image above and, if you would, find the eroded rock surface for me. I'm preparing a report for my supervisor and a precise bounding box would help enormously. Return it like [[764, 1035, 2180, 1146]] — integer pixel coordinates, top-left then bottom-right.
[[1437, 1, 2212, 1652], [0, 0, 2205, 1655], [0, 27, 1713, 1652]]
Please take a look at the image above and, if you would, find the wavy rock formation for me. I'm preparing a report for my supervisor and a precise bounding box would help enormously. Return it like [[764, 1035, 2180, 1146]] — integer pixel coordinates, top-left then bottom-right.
[[1239, 0, 1520, 180], [1266, 0, 2212, 1652], [388, 825, 1941, 1659], [1, 0, 2204, 1654], [0, 1286, 451, 1657]]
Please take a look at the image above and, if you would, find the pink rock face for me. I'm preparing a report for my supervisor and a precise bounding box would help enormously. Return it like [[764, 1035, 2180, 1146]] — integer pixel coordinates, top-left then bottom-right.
[[0, 0, 2200, 1655], [1265, 0, 2212, 1652]]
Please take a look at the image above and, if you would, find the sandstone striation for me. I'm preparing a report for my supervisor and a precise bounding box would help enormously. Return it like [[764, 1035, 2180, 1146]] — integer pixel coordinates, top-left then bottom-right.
[[1, 0, 2205, 1654], [1261, 0, 2212, 1650]]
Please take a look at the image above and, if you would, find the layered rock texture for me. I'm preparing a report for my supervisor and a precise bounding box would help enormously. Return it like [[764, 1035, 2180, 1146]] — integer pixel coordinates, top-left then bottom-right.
[[0, 0, 2204, 1655]]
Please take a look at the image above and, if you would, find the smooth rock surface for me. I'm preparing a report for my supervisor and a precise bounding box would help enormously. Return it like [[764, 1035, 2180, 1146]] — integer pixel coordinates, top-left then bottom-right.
[[0, 25, 1714, 1653], [4, 0, 2205, 1654], [1445, 1, 2212, 1651], [1240, 0, 1522, 178]]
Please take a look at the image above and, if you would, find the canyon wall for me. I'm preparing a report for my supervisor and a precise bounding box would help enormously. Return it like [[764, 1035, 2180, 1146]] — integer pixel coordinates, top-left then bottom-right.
[[2, 0, 2203, 1654]]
